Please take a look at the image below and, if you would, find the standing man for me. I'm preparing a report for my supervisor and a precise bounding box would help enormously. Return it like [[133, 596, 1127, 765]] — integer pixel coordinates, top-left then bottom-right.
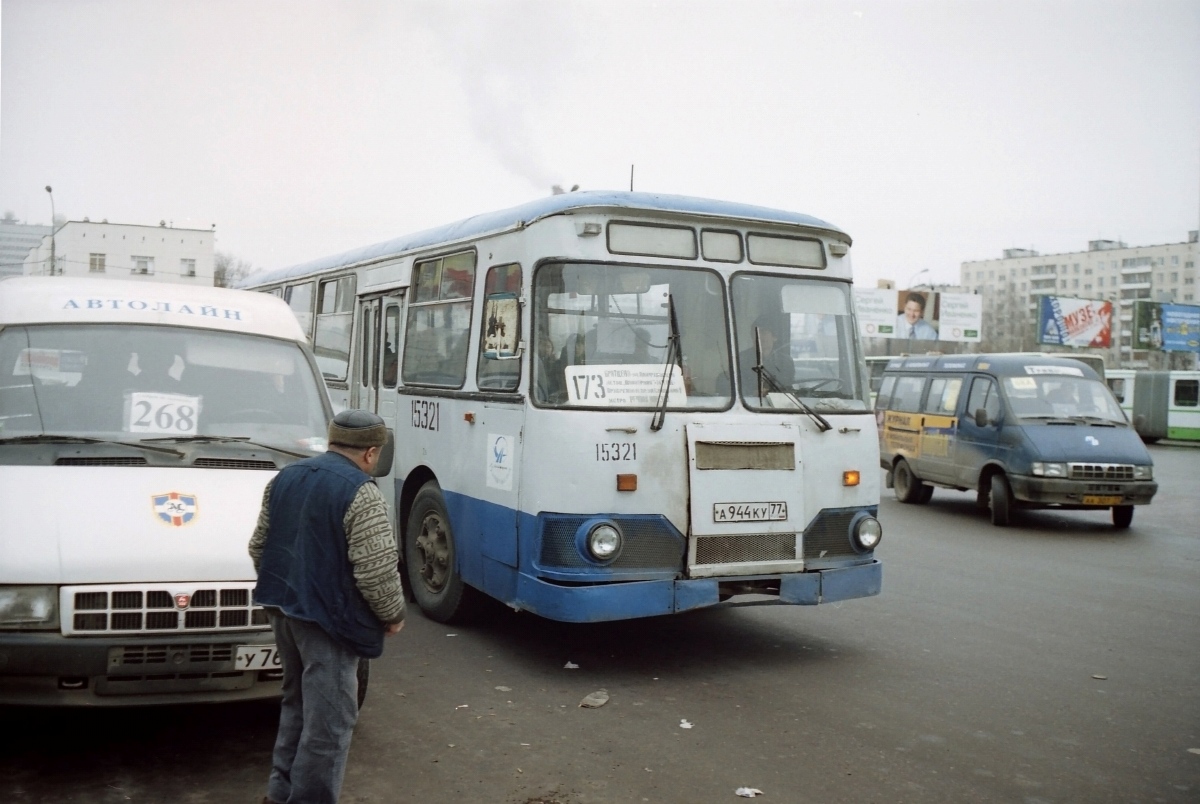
[[249, 409, 405, 804], [896, 292, 939, 341]]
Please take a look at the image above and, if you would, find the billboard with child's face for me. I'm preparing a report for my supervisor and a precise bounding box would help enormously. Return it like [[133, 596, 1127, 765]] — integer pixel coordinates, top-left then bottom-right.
[[854, 288, 981, 343]]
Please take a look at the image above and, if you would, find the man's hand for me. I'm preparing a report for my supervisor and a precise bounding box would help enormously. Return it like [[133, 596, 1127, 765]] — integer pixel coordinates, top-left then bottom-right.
[[384, 621, 405, 636]]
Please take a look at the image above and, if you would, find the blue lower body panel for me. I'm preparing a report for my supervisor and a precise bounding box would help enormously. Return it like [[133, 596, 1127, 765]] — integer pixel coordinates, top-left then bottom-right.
[[509, 560, 882, 623]]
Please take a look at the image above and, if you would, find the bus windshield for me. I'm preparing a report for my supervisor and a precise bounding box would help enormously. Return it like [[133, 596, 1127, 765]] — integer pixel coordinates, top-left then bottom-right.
[[731, 275, 868, 412], [1002, 374, 1126, 424], [0, 324, 329, 451], [533, 262, 732, 409]]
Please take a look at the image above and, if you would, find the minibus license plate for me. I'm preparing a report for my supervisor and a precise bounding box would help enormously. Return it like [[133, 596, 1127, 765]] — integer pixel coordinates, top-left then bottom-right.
[[1082, 495, 1122, 506], [236, 645, 281, 670], [713, 502, 788, 523]]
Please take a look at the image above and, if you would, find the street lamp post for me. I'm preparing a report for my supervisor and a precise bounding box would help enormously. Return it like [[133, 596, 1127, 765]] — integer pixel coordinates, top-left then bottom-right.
[[44, 186, 56, 276], [906, 268, 930, 289]]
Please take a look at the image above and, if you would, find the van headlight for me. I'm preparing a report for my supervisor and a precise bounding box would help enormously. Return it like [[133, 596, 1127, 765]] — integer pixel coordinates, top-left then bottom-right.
[[1133, 465, 1153, 480], [0, 586, 59, 630], [1031, 462, 1067, 477], [851, 516, 883, 552]]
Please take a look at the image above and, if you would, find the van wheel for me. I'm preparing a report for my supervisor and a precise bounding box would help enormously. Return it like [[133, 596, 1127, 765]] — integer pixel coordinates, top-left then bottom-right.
[[356, 659, 369, 709], [406, 481, 478, 623], [989, 474, 1013, 527], [893, 459, 927, 504], [916, 484, 934, 504], [1112, 505, 1134, 529]]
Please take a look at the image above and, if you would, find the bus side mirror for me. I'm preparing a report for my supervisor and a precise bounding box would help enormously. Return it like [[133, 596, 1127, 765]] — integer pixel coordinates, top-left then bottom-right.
[[371, 429, 395, 478], [482, 293, 522, 360], [974, 408, 989, 428]]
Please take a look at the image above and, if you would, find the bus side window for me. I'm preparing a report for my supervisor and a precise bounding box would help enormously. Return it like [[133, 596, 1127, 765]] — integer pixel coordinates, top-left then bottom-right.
[[403, 252, 475, 388], [1175, 379, 1198, 407], [876, 375, 896, 410], [382, 305, 399, 389], [967, 377, 1000, 423], [890, 376, 926, 413], [314, 275, 356, 382], [285, 282, 315, 339], [476, 264, 522, 392]]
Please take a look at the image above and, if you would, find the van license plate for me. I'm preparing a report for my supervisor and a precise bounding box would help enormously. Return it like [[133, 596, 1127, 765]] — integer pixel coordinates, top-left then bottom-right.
[[236, 644, 281, 670], [1082, 495, 1122, 506], [713, 502, 788, 522]]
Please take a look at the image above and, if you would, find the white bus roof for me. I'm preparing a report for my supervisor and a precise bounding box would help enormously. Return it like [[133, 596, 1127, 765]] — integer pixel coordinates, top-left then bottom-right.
[[246, 190, 850, 287], [0, 276, 307, 342]]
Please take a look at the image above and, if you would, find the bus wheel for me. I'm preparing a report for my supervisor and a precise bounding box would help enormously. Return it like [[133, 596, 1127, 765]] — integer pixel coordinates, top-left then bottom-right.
[[989, 474, 1013, 527], [1112, 505, 1134, 529], [406, 482, 476, 623], [357, 658, 369, 709], [893, 459, 926, 504]]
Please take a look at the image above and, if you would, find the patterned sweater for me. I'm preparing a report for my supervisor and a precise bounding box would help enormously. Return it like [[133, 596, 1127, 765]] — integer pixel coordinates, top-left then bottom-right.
[[249, 478, 405, 625]]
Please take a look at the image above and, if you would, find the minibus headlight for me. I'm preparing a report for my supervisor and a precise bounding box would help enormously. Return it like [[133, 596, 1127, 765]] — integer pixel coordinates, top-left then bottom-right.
[[587, 524, 623, 560], [0, 586, 59, 630], [851, 517, 882, 552], [1031, 462, 1067, 478], [1133, 465, 1153, 480]]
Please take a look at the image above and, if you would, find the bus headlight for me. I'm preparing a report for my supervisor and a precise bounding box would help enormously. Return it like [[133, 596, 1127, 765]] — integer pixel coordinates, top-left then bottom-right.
[[0, 585, 59, 630], [1133, 465, 1153, 480], [851, 517, 882, 552], [1031, 462, 1067, 477], [586, 523, 623, 561]]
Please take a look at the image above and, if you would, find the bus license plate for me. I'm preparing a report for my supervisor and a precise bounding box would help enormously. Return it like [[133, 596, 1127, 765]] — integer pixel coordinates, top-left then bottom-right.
[[235, 644, 281, 670], [1082, 495, 1122, 506], [713, 502, 788, 523]]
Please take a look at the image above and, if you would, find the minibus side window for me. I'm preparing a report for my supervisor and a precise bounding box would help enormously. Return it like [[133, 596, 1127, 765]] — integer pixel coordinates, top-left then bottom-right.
[[924, 377, 963, 415], [876, 375, 896, 410], [967, 377, 1000, 423], [891, 375, 926, 413], [1175, 379, 1198, 407]]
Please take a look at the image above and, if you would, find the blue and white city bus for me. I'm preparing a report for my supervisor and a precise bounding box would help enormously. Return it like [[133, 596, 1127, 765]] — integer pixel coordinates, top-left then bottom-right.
[[245, 191, 883, 623]]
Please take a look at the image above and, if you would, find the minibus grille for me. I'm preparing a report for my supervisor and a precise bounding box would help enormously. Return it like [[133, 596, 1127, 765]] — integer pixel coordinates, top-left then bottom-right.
[[193, 458, 278, 470], [1068, 463, 1134, 481], [62, 583, 269, 635], [55, 457, 148, 466], [539, 515, 684, 571]]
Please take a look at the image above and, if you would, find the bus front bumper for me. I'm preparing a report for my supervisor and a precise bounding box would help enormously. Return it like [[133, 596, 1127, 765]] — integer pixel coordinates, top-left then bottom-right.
[[513, 560, 882, 623], [1007, 476, 1158, 508]]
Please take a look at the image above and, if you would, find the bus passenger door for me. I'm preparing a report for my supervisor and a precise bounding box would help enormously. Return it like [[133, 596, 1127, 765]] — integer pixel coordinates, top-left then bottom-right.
[[353, 298, 382, 413]]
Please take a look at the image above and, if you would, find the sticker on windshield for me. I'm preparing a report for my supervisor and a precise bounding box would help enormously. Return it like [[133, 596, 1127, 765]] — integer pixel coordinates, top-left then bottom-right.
[[127, 392, 201, 435], [1009, 377, 1037, 389], [564, 364, 687, 407]]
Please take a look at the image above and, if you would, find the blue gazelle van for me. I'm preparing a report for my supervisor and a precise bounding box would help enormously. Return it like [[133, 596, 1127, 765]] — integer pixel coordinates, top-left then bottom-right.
[[875, 354, 1157, 528]]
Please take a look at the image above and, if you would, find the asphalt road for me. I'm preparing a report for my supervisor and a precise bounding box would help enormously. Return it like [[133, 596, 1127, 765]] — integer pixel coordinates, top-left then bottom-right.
[[3, 444, 1198, 803]]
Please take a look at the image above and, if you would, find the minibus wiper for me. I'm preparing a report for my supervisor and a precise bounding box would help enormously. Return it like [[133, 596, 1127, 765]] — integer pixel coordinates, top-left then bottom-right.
[[141, 435, 311, 459], [751, 328, 832, 433], [0, 433, 185, 457], [650, 294, 684, 432], [1065, 415, 1117, 427]]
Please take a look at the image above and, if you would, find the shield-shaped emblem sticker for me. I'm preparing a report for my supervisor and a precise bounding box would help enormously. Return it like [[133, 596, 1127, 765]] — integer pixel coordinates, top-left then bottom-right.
[[152, 492, 198, 527]]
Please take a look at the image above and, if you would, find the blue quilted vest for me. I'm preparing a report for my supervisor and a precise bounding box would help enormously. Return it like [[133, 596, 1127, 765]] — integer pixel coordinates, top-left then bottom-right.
[[254, 450, 385, 658]]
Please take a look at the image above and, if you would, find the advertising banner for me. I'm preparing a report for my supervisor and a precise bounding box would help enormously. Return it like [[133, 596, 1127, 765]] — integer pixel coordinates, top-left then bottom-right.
[[855, 288, 981, 343], [1132, 301, 1200, 352], [1037, 296, 1112, 348]]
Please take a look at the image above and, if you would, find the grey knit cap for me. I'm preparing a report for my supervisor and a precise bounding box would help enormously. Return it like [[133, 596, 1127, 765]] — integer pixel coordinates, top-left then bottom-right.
[[328, 409, 388, 448]]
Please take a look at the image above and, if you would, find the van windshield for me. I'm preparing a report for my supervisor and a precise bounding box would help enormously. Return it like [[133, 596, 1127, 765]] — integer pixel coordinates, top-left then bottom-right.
[[0, 324, 328, 451], [1002, 374, 1126, 424]]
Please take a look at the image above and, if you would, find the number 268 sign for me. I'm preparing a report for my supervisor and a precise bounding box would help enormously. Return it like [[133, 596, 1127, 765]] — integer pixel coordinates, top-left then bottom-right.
[[127, 392, 202, 435]]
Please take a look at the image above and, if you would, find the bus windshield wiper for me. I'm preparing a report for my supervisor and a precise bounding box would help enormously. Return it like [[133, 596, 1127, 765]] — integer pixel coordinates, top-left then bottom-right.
[[140, 435, 312, 459], [650, 294, 684, 432], [0, 433, 185, 457], [751, 328, 831, 433]]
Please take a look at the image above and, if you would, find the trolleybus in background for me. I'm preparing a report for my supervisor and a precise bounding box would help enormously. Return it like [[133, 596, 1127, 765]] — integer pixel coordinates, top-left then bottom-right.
[[0, 276, 332, 705], [1106, 368, 1135, 420], [246, 191, 882, 623], [1130, 370, 1200, 443]]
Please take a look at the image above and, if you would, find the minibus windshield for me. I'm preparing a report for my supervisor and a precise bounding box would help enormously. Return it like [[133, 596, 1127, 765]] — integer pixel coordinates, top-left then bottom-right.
[[533, 262, 732, 409], [731, 275, 867, 412], [1002, 374, 1126, 424], [0, 324, 328, 451]]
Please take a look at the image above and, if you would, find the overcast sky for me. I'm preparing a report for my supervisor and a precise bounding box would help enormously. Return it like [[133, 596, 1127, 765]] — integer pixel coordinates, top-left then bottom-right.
[[2, 0, 1197, 287]]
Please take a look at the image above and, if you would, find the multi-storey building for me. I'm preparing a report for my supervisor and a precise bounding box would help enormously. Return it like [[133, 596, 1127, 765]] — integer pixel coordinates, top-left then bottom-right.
[[961, 231, 1198, 367], [22, 219, 215, 286], [0, 217, 53, 279]]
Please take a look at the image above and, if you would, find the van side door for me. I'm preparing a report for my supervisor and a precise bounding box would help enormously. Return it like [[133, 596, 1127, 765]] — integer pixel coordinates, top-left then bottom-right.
[[955, 375, 1002, 488], [918, 375, 964, 483]]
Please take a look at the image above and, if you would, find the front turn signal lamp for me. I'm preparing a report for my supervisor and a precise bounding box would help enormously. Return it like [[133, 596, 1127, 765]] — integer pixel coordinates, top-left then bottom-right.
[[843, 470, 861, 486]]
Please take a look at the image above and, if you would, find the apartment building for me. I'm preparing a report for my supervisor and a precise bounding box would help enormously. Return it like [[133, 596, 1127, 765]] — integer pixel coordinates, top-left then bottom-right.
[[22, 219, 215, 286], [960, 232, 1198, 367], [0, 217, 53, 279]]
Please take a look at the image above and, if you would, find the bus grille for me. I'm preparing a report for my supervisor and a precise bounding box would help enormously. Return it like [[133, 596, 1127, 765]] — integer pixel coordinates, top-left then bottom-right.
[[539, 515, 684, 571], [62, 583, 269, 635], [1068, 463, 1134, 481], [801, 509, 864, 560], [696, 533, 795, 564]]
